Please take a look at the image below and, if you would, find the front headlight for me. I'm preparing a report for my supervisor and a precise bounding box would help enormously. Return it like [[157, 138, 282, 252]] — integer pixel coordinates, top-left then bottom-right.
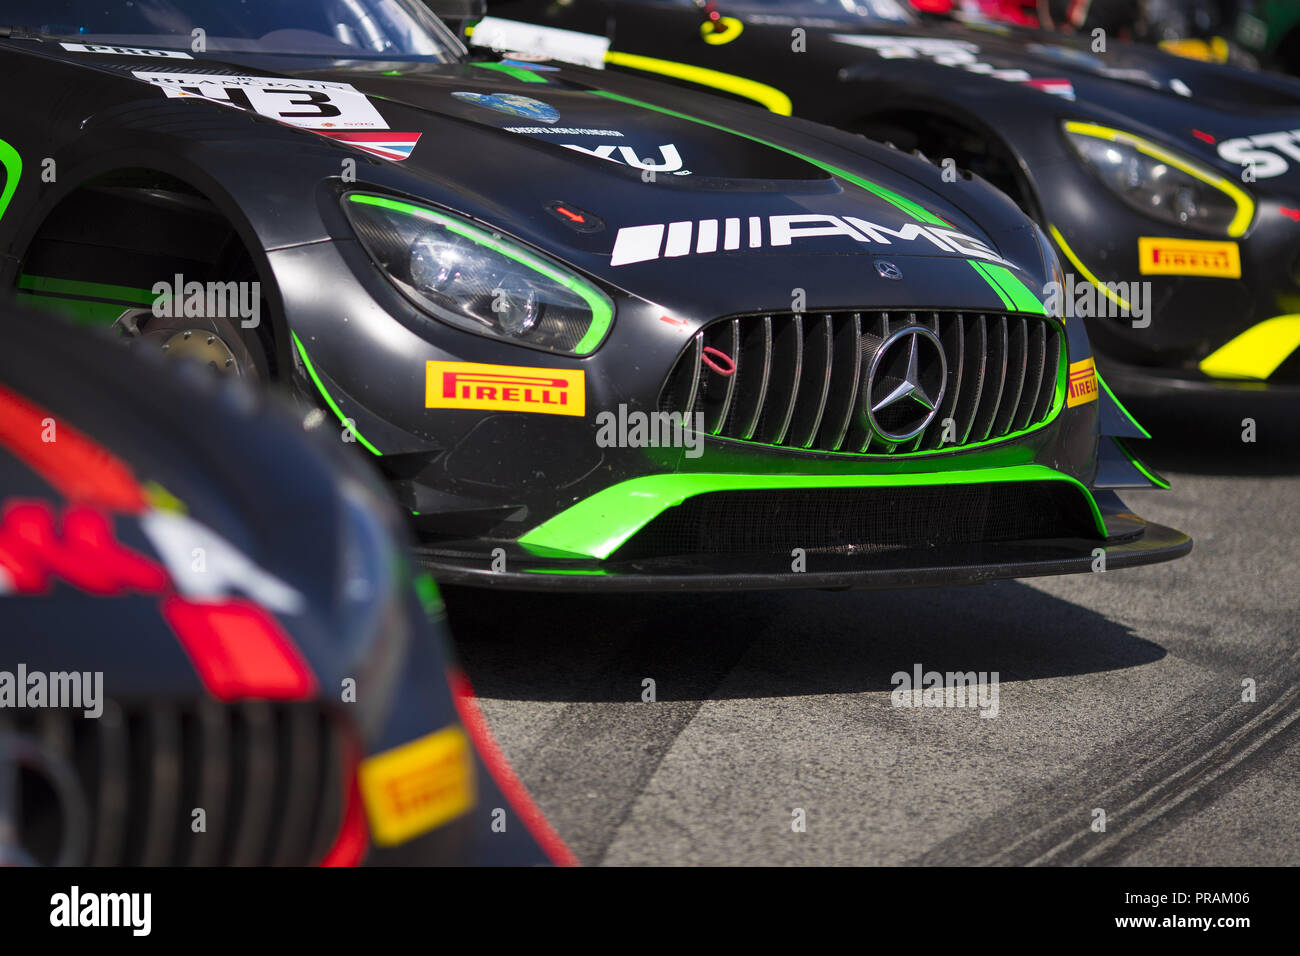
[[345, 193, 614, 354], [1062, 121, 1254, 237]]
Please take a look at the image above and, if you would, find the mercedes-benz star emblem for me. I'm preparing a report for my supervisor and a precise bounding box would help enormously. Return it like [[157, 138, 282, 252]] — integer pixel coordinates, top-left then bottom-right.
[[864, 326, 947, 442], [875, 260, 902, 280]]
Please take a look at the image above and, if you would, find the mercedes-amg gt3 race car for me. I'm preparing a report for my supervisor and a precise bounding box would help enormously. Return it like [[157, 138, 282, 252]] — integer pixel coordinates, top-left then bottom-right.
[[0, 310, 567, 866], [0, 0, 1187, 590], [481, 0, 1300, 396]]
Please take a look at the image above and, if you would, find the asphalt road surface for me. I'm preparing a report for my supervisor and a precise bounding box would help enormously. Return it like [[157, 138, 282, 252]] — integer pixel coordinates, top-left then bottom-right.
[[445, 393, 1300, 866]]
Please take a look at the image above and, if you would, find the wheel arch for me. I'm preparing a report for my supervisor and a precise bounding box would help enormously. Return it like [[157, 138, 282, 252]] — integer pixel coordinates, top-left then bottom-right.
[[7, 153, 293, 378]]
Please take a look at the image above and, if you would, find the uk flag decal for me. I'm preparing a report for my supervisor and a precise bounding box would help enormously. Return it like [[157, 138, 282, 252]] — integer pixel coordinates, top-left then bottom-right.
[[1023, 78, 1076, 100], [317, 130, 423, 161]]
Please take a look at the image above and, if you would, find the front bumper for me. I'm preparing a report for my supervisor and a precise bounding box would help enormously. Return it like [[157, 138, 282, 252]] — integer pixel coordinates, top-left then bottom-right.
[[413, 470, 1191, 591]]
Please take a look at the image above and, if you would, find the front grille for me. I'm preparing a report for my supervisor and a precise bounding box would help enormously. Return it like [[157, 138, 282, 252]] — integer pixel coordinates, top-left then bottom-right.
[[6, 700, 349, 866], [660, 310, 1063, 454], [614, 482, 1098, 560]]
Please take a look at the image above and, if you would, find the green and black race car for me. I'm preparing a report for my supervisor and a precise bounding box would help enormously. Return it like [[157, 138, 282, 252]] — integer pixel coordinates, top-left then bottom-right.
[[0, 0, 1186, 590]]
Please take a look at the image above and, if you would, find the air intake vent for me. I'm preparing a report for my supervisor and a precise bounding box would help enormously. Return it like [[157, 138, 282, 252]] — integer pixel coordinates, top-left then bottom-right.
[[660, 310, 1063, 454], [614, 482, 1098, 561], [7, 701, 350, 866]]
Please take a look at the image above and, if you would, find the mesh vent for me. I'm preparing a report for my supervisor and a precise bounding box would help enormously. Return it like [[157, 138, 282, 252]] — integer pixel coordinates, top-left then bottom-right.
[[614, 482, 1097, 560]]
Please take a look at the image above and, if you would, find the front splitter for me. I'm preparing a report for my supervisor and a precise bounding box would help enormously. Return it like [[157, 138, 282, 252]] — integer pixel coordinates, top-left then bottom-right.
[[414, 522, 1191, 592]]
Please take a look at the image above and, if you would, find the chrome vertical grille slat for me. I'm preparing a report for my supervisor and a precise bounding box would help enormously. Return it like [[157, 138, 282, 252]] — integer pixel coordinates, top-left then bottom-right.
[[971, 315, 1008, 443], [733, 316, 772, 440], [138, 704, 180, 866], [661, 309, 1060, 455], [763, 313, 803, 445], [1034, 325, 1062, 423], [704, 318, 741, 435], [954, 314, 987, 445], [823, 312, 863, 451], [187, 700, 230, 867], [1018, 319, 1048, 431], [89, 701, 129, 867], [995, 316, 1029, 437], [925, 310, 965, 452], [229, 703, 276, 866], [791, 315, 834, 448]]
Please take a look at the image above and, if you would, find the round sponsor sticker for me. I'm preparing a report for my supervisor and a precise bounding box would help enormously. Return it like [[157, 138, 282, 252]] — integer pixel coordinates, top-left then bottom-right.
[[451, 92, 560, 123]]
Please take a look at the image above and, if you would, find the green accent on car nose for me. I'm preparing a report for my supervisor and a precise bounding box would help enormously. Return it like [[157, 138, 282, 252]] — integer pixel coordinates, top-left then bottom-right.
[[1112, 438, 1170, 489], [518, 465, 1106, 560], [470, 61, 549, 83], [1096, 371, 1151, 439], [291, 331, 383, 457], [968, 260, 1046, 315], [0, 139, 21, 222], [590, 90, 949, 227]]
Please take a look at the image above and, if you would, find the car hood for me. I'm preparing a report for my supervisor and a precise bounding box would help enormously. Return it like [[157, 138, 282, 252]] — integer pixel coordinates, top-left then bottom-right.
[[51, 44, 1051, 316], [342, 67, 1042, 303]]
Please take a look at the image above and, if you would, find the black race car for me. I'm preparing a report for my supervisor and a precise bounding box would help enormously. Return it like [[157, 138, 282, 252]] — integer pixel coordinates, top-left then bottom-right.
[[0, 0, 1186, 590], [479, 0, 1300, 396], [0, 311, 569, 866]]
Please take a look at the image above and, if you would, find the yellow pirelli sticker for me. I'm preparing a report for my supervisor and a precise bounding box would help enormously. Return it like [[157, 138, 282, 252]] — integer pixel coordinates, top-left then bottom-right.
[[425, 361, 585, 416], [358, 726, 475, 846], [1138, 237, 1241, 278], [1067, 357, 1099, 408]]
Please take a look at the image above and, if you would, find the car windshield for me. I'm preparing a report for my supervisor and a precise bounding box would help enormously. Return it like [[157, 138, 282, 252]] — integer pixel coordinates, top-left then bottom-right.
[[696, 0, 915, 22], [0, 0, 461, 59]]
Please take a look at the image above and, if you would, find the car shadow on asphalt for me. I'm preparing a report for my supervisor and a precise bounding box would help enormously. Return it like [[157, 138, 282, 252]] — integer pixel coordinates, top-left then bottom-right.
[[1125, 393, 1300, 476], [443, 579, 1165, 703]]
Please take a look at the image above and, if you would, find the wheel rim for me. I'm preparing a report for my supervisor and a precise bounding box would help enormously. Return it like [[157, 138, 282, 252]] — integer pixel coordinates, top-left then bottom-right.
[[142, 327, 243, 376]]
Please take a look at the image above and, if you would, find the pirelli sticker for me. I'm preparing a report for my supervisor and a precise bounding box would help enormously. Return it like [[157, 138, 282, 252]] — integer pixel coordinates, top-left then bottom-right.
[[425, 361, 584, 416], [1067, 357, 1099, 408], [1138, 237, 1241, 278], [358, 726, 475, 846]]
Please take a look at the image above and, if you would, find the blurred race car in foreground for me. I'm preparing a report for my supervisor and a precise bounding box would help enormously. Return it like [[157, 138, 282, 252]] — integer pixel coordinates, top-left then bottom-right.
[[482, 0, 1300, 397], [0, 311, 571, 866]]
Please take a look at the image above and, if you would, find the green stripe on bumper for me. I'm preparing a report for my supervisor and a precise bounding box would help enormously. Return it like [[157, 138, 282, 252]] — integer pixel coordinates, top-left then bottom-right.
[[518, 465, 1105, 560]]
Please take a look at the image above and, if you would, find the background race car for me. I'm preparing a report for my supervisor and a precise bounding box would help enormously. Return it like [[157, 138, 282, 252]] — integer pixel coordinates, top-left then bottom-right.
[[480, 0, 1300, 397], [0, 310, 570, 866]]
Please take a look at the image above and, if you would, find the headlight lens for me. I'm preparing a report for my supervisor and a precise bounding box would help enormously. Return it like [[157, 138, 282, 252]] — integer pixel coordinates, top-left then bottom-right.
[[345, 193, 613, 354], [1062, 122, 1253, 237]]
